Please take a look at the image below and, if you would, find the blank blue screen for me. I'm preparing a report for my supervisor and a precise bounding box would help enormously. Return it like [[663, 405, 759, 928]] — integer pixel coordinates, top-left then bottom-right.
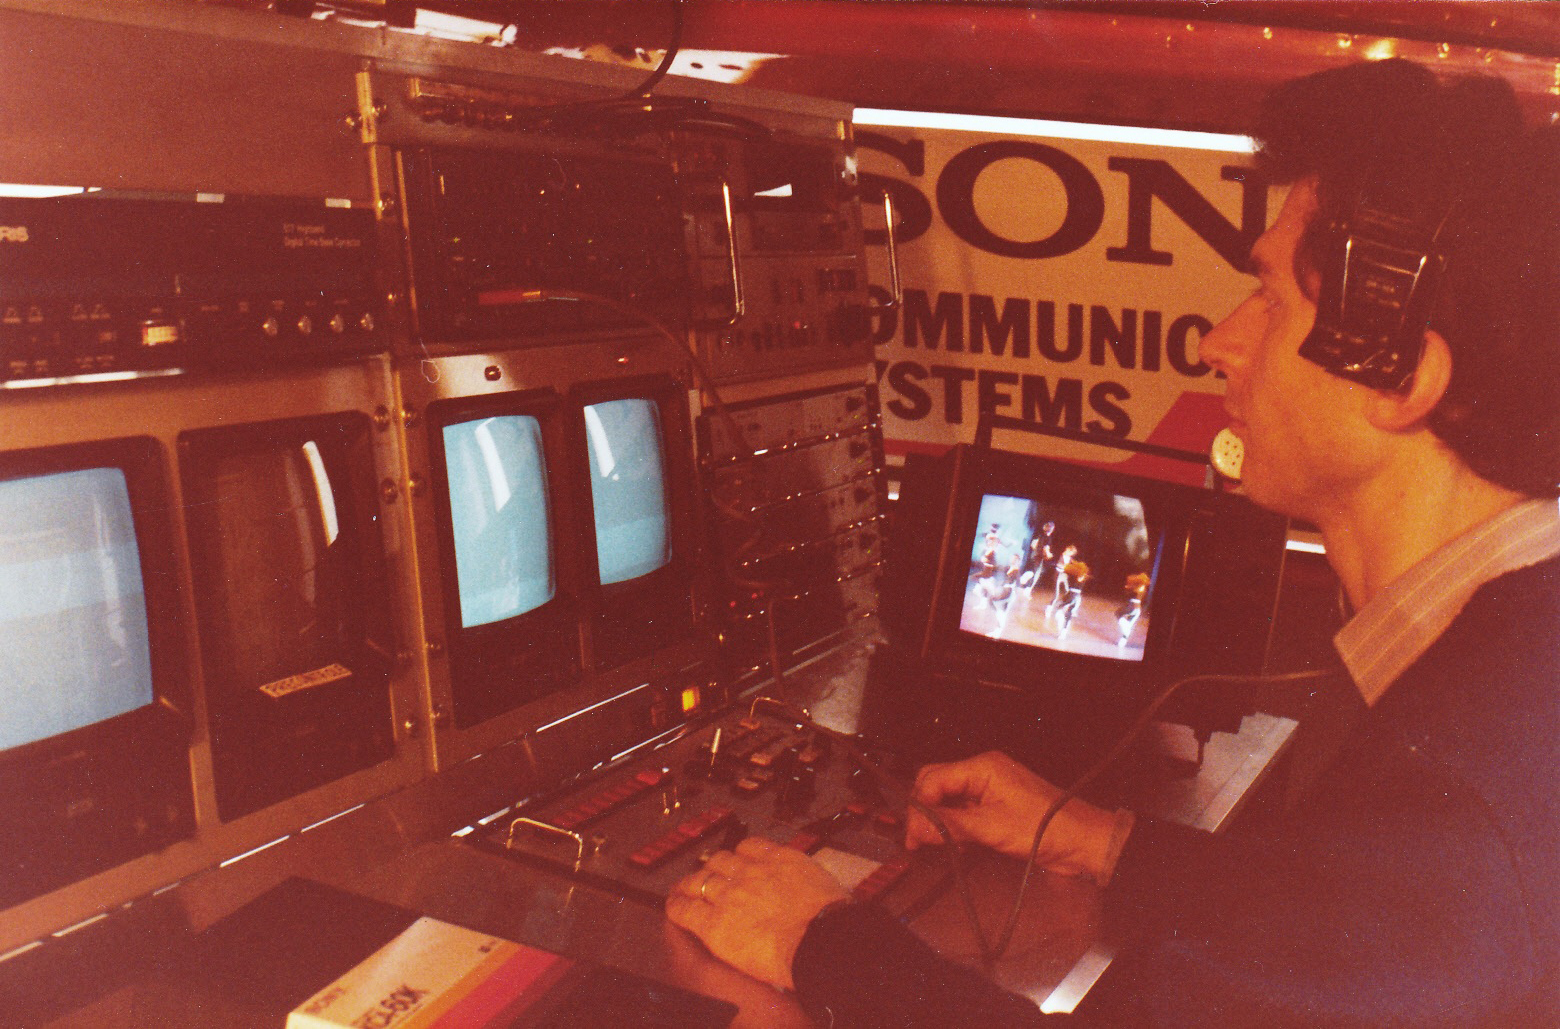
[[585, 399, 671, 585], [0, 467, 154, 751], [443, 415, 555, 628]]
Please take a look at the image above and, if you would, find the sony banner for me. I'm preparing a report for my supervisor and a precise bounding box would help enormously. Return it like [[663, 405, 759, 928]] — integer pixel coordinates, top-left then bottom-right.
[[855, 112, 1280, 484]]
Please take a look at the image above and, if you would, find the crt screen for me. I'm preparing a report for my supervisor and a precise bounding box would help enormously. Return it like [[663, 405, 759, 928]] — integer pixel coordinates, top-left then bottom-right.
[[191, 439, 363, 692], [0, 467, 153, 750], [444, 415, 555, 627], [585, 399, 671, 586], [959, 491, 1159, 662]]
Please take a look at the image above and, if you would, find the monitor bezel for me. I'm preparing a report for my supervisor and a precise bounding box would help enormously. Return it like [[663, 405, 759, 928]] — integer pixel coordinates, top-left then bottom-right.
[[0, 435, 195, 908], [178, 411, 398, 819], [0, 436, 190, 759], [426, 387, 586, 727], [569, 373, 701, 671], [923, 446, 1195, 706]]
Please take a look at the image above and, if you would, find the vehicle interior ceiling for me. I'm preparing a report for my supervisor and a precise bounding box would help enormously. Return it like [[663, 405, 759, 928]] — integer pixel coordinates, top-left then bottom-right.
[[207, 0, 1560, 131]]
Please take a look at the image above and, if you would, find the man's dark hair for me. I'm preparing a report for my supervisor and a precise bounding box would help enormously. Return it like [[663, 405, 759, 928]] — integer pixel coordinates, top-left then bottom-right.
[[1253, 59, 1558, 496]]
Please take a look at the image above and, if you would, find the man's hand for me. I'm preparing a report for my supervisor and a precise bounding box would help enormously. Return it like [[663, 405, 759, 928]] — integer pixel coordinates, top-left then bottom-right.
[[904, 751, 1119, 881], [666, 836, 850, 991]]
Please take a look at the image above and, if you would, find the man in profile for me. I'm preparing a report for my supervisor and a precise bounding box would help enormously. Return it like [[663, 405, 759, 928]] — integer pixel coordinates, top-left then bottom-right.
[[667, 59, 1558, 1027]]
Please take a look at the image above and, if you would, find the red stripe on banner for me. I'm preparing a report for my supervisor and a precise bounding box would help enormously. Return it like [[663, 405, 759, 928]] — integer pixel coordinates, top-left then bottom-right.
[[882, 438, 952, 459]]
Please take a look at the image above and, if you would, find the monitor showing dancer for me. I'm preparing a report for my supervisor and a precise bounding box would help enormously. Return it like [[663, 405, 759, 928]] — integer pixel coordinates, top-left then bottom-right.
[[958, 491, 1159, 662]]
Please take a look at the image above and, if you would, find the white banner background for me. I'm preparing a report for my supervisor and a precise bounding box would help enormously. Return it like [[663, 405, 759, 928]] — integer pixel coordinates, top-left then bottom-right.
[[856, 113, 1281, 484]]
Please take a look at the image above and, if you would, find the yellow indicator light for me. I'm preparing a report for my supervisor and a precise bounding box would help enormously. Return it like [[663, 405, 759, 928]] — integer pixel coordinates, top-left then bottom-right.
[[680, 686, 702, 714], [141, 322, 180, 347]]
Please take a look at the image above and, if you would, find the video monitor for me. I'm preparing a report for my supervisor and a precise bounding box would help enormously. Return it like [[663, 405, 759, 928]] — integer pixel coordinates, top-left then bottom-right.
[[444, 413, 556, 627], [878, 444, 1287, 774], [959, 491, 1161, 661], [430, 391, 581, 729], [574, 379, 695, 672], [0, 467, 154, 750], [181, 414, 395, 820], [0, 438, 193, 909], [584, 397, 672, 586]]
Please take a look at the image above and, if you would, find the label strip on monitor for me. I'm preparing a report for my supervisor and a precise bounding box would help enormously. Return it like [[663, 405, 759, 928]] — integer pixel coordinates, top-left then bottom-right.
[[259, 663, 352, 699]]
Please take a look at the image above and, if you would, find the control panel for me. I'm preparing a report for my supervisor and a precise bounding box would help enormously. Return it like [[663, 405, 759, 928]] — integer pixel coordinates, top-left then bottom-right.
[[701, 384, 886, 670], [0, 4, 887, 969], [480, 701, 948, 916], [676, 132, 875, 384], [399, 146, 690, 346], [0, 196, 381, 384]]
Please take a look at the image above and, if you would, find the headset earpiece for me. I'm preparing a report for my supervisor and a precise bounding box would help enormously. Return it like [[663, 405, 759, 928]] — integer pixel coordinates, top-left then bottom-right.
[[1298, 174, 1455, 392]]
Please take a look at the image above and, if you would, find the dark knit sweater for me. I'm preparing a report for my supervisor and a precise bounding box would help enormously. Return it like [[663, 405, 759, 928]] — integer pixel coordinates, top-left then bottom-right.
[[793, 556, 1559, 1027]]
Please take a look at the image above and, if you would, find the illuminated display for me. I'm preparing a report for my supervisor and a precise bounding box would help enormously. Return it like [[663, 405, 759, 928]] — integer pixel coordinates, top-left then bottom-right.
[[444, 414, 555, 627], [585, 398, 671, 587], [0, 467, 152, 751], [959, 491, 1158, 662]]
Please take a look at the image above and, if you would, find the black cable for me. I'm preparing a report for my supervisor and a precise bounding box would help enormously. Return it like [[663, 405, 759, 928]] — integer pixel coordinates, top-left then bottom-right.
[[486, 0, 771, 141], [625, 0, 683, 99], [310, 0, 696, 127]]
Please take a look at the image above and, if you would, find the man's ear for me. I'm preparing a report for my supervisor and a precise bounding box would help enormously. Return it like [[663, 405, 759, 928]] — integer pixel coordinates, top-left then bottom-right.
[[1366, 330, 1452, 431]]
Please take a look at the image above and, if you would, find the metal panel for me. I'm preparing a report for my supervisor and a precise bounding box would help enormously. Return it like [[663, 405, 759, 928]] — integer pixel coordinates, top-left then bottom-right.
[[393, 344, 704, 771], [0, 7, 368, 199], [0, 357, 428, 955]]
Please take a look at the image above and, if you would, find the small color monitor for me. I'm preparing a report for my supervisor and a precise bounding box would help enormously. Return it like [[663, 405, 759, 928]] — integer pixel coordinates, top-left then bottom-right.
[[958, 491, 1159, 663]]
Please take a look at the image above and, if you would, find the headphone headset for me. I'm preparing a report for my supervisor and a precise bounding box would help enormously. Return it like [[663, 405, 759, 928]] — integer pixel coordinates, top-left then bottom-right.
[[1209, 163, 1456, 483], [1297, 166, 1457, 392]]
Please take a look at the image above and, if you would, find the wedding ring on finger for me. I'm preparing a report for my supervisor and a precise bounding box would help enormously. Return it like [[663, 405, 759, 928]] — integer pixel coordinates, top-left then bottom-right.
[[699, 874, 723, 902]]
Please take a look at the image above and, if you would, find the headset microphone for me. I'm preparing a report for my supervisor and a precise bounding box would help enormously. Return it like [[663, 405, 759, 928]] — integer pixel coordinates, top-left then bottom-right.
[[1209, 427, 1244, 483]]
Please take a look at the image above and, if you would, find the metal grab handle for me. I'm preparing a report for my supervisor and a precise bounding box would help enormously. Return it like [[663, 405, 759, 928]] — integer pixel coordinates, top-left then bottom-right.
[[879, 190, 902, 311], [507, 816, 587, 869], [721, 179, 745, 324]]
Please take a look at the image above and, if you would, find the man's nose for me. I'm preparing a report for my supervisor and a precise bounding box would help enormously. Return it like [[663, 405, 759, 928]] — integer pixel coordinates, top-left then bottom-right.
[[1198, 295, 1258, 377]]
